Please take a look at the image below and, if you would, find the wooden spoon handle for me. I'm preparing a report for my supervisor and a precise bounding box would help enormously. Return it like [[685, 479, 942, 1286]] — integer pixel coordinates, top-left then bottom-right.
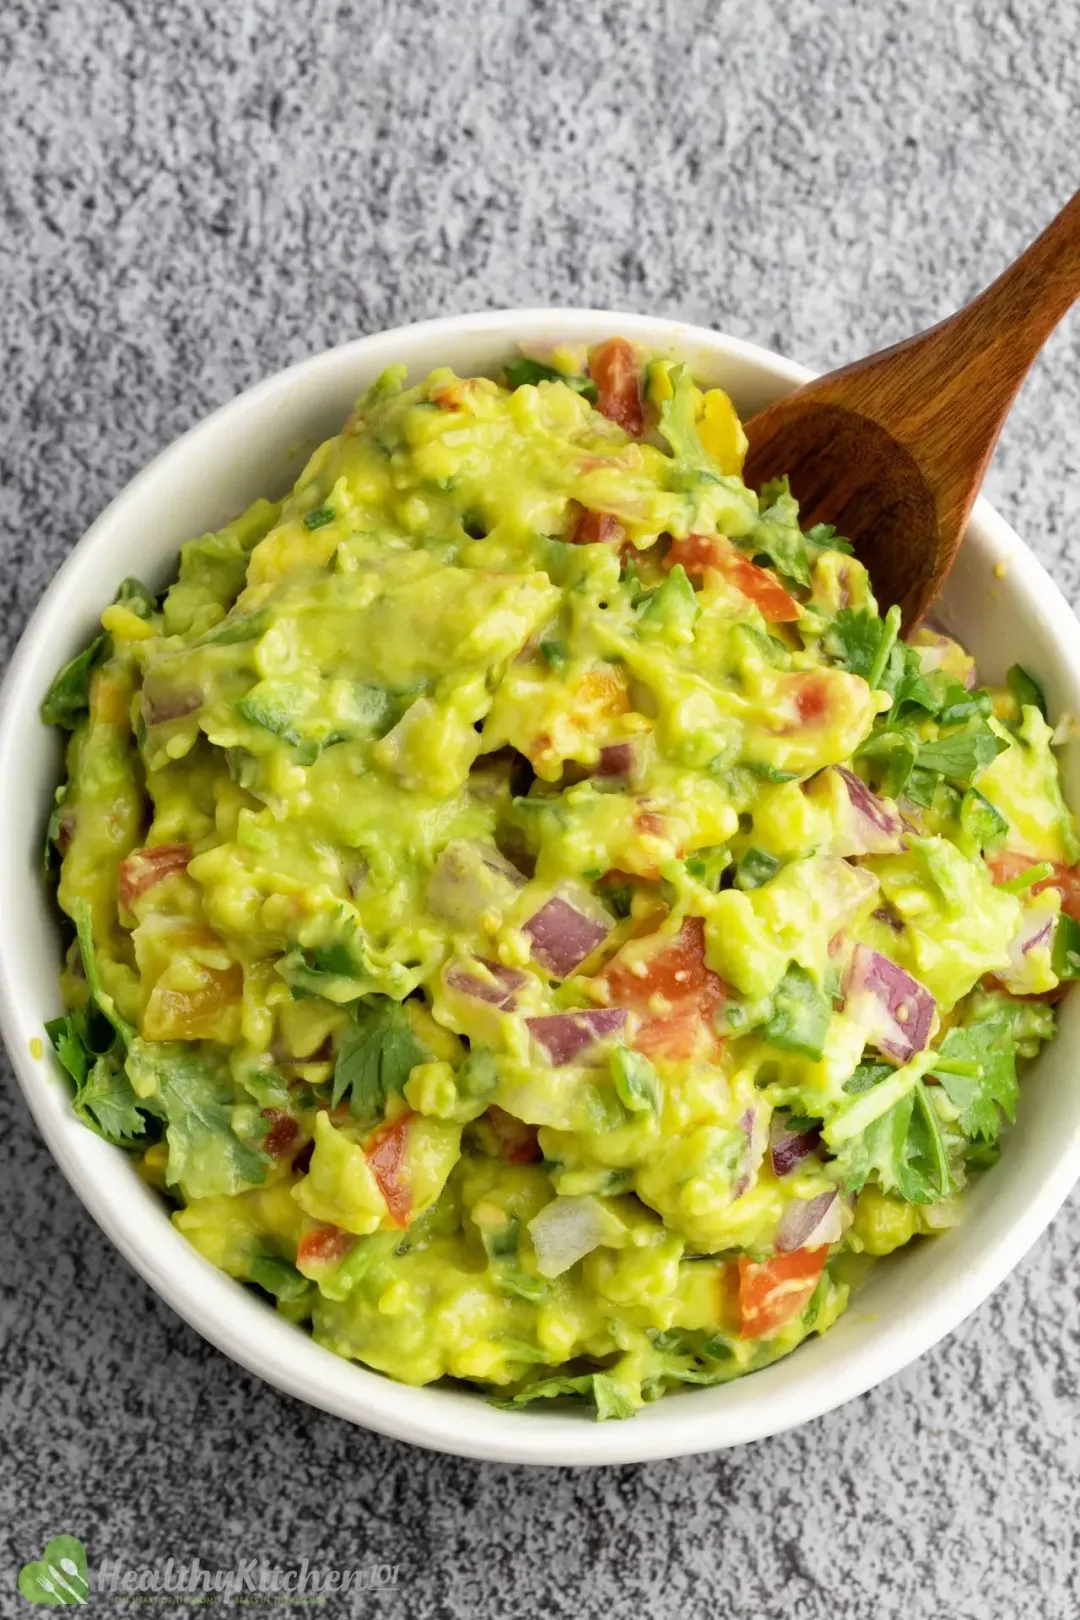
[[957, 186, 1080, 368]]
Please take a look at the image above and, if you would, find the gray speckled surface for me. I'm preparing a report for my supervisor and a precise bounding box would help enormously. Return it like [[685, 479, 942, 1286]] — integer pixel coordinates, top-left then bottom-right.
[[3, 1, 1080, 1614]]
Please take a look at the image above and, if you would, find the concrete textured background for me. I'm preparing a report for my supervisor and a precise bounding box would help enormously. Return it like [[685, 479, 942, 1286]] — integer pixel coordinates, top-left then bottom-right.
[[2, 1, 1080, 1615]]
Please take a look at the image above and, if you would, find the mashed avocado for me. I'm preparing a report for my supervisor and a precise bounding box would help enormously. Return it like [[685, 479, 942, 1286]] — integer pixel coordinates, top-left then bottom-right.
[[42, 339, 1077, 1418]]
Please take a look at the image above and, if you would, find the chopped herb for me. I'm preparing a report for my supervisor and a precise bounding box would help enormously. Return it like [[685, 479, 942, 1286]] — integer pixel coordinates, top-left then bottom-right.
[[331, 996, 430, 1119], [41, 634, 108, 729], [1052, 914, 1080, 981], [762, 963, 832, 1061], [1007, 663, 1047, 718], [303, 506, 336, 530], [959, 787, 1009, 853], [504, 358, 597, 402], [685, 846, 731, 892], [735, 847, 781, 890], [610, 1046, 661, 1113], [540, 639, 567, 670]]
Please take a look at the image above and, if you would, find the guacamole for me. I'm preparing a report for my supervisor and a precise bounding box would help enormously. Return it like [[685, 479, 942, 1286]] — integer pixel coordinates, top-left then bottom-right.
[[42, 338, 1079, 1418]]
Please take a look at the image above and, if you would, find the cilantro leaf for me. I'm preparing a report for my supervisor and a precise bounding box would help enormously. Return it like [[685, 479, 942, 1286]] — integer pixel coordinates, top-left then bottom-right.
[[331, 996, 430, 1119], [41, 633, 108, 729], [914, 724, 1009, 782], [1007, 663, 1047, 718], [71, 899, 136, 1047], [505, 358, 597, 401], [501, 1371, 637, 1420], [750, 477, 812, 588], [74, 1056, 149, 1144], [116, 577, 158, 619], [842, 1060, 892, 1095], [830, 1080, 957, 1203], [125, 1041, 268, 1197], [657, 365, 723, 487], [959, 786, 1009, 854], [930, 996, 1041, 1141]]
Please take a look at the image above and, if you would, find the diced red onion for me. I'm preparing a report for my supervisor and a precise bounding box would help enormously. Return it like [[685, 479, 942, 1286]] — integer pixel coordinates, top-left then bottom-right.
[[998, 907, 1056, 993], [871, 905, 904, 934], [844, 945, 936, 1064], [444, 958, 529, 1010], [770, 1114, 823, 1178], [142, 686, 203, 726], [527, 1008, 627, 1065], [528, 1195, 608, 1278], [776, 1190, 842, 1252], [734, 1107, 769, 1198], [594, 742, 637, 780], [832, 767, 905, 856], [427, 841, 525, 929], [524, 896, 610, 977]]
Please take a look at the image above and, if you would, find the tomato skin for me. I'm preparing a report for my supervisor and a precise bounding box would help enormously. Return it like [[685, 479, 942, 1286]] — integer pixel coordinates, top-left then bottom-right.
[[987, 850, 1080, 922], [297, 1224, 354, 1268], [665, 534, 800, 623], [599, 915, 726, 1060], [736, 1246, 828, 1338], [591, 338, 644, 437], [569, 508, 627, 548], [118, 842, 192, 909], [365, 1112, 415, 1227], [487, 1104, 541, 1164]]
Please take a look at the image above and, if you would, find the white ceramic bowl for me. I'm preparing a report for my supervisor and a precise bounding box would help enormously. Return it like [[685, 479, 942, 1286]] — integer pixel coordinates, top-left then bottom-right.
[[3, 309, 1080, 1467]]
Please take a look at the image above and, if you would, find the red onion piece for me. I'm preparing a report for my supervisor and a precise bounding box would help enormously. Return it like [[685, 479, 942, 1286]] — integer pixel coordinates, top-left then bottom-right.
[[595, 741, 636, 780], [770, 1114, 823, 1177], [844, 945, 936, 1064], [427, 841, 525, 929], [734, 1107, 769, 1198], [776, 1190, 842, 1252], [524, 896, 610, 977], [444, 958, 529, 1010], [142, 686, 203, 726], [527, 1008, 627, 1065], [832, 767, 905, 856]]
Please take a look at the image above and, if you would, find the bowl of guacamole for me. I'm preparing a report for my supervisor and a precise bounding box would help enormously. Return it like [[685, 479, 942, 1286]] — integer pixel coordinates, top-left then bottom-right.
[[5, 312, 1080, 1464]]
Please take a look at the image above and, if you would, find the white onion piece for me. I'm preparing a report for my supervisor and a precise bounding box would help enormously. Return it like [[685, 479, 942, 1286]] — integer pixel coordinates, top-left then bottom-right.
[[524, 895, 610, 978], [776, 1190, 842, 1252], [528, 1196, 609, 1278], [844, 945, 936, 1063], [734, 1107, 769, 1198]]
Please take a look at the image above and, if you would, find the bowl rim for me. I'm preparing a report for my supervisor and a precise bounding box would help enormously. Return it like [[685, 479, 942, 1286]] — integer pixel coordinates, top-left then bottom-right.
[[4, 305, 1080, 1467]]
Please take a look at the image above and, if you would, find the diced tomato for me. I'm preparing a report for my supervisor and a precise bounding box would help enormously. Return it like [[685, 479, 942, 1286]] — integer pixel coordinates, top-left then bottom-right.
[[142, 963, 243, 1042], [365, 1111, 415, 1227], [261, 1109, 300, 1158], [598, 915, 726, 1061], [590, 338, 644, 437], [793, 672, 830, 723], [118, 843, 193, 909], [487, 1103, 541, 1164], [430, 379, 477, 410], [987, 850, 1080, 922], [569, 508, 627, 548], [735, 1247, 828, 1338], [665, 534, 800, 624], [297, 1224, 355, 1269]]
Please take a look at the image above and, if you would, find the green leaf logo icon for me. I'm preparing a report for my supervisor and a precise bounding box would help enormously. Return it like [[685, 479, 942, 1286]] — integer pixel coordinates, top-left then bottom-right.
[[17, 1537, 89, 1606]]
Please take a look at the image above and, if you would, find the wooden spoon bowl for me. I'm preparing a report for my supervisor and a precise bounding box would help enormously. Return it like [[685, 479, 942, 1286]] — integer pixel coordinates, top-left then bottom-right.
[[744, 189, 1080, 630]]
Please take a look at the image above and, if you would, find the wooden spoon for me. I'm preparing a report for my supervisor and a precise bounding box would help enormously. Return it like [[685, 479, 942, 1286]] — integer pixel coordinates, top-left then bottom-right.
[[743, 188, 1080, 630]]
